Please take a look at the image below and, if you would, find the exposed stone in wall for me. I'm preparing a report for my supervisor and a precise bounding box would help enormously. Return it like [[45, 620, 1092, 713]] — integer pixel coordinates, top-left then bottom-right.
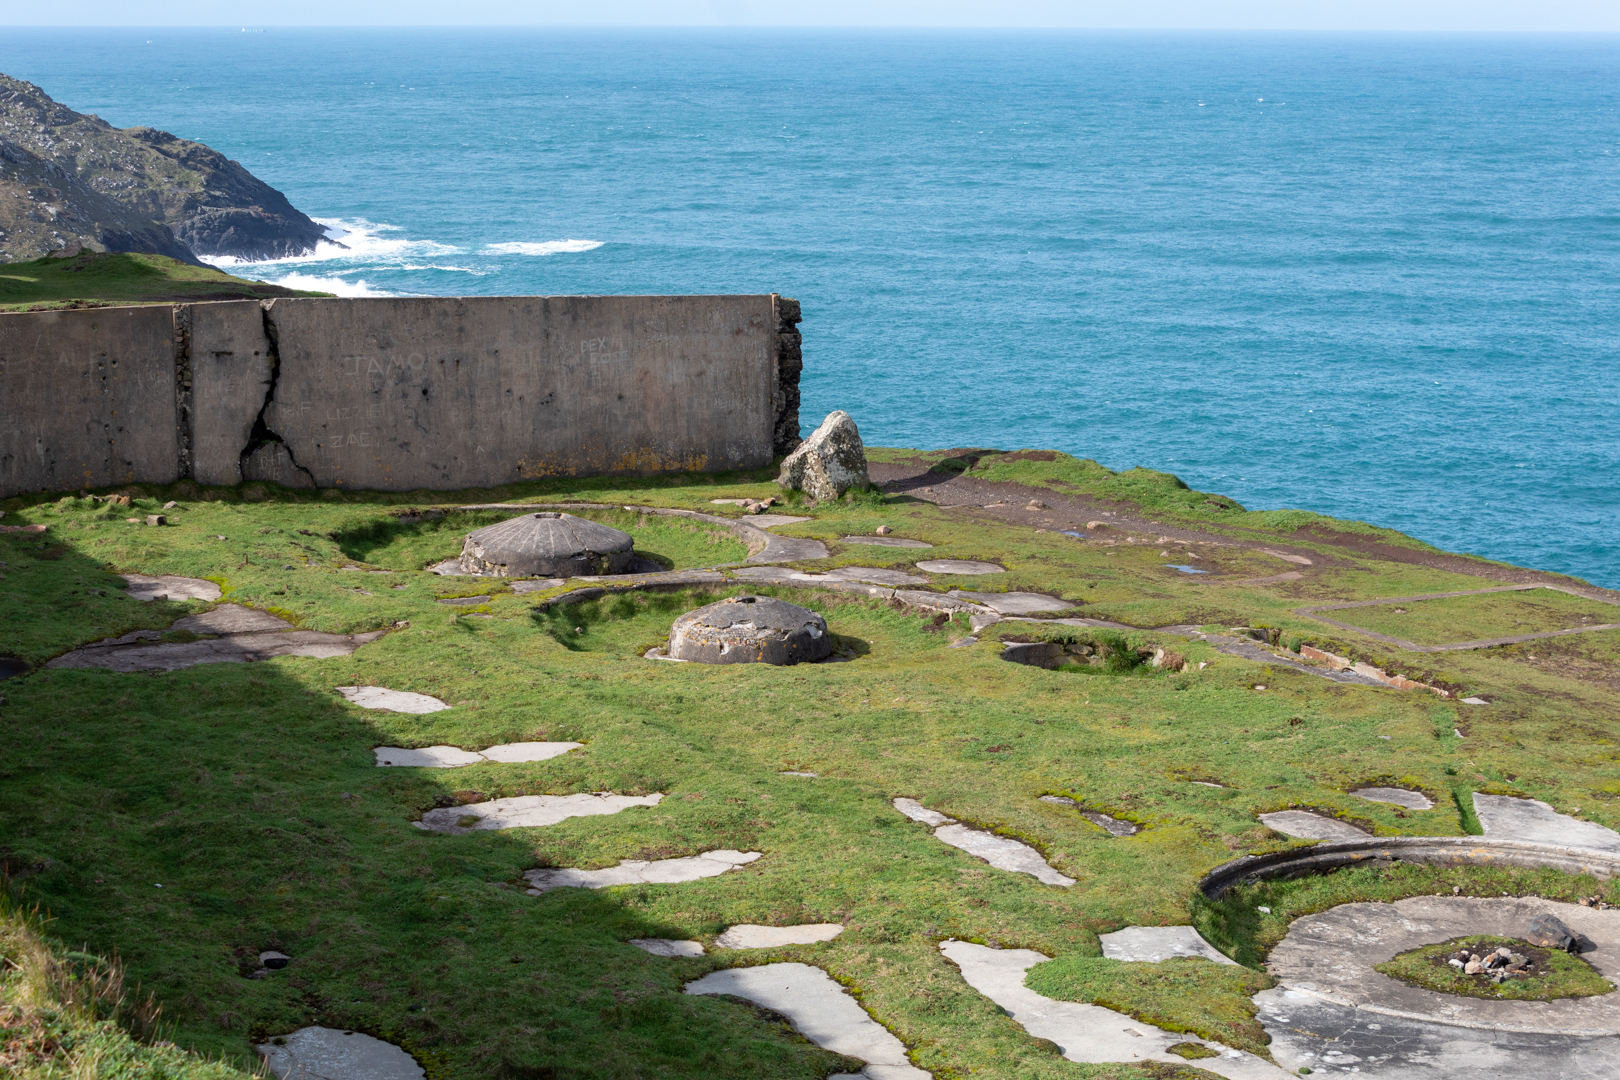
[[772, 294, 803, 456]]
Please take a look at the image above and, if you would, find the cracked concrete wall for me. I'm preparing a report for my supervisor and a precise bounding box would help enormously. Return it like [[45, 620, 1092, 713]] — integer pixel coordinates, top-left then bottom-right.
[[0, 293, 796, 497], [0, 305, 180, 495], [188, 301, 274, 487]]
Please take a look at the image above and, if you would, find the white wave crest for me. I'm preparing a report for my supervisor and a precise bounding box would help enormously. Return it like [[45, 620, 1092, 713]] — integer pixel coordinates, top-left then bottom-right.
[[482, 239, 604, 256], [266, 272, 394, 297], [209, 218, 459, 269]]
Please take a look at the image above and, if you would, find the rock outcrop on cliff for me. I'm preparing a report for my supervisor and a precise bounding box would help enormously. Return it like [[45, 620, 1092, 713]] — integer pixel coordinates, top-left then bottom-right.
[[0, 75, 327, 263]]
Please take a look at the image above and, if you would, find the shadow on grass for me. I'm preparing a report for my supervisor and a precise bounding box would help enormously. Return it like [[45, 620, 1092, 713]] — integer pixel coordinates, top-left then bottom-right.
[[0, 540, 856, 1080]]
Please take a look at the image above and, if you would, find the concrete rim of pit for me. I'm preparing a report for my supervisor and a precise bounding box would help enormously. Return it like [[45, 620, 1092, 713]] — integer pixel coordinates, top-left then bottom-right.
[[1199, 837, 1620, 900]]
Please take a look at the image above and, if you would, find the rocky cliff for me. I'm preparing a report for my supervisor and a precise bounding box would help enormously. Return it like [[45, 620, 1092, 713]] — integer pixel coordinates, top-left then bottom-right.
[[0, 75, 327, 263]]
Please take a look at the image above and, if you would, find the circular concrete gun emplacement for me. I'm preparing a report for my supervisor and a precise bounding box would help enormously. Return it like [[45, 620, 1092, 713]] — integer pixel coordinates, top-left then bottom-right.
[[458, 511, 635, 577], [666, 595, 832, 665]]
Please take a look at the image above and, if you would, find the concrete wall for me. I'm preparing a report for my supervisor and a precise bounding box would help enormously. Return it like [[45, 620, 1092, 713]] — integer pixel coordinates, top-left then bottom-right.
[[0, 305, 180, 495], [0, 294, 801, 497]]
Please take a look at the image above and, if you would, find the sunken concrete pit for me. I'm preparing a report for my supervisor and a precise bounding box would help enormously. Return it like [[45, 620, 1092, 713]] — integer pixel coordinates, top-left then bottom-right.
[[666, 594, 833, 665], [458, 512, 635, 578]]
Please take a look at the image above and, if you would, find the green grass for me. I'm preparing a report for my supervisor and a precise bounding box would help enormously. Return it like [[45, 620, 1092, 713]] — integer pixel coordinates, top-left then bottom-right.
[[1319, 588, 1620, 646], [0, 892, 253, 1079], [0, 251, 330, 312], [3, 465, 1620, 1078], [1023, 955, 1275, 1054], [1375, 934, 1613, 1001], [333, 507, 749, 573]]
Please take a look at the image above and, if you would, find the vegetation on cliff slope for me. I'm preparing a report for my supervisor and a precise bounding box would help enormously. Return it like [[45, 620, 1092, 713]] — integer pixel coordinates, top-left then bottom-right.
[[0, 251, 330, 311]]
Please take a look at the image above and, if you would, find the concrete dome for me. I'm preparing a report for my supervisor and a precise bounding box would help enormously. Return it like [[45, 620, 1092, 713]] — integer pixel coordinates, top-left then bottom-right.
[[667, 595, 832, 665], [458, 512, 635, 578]]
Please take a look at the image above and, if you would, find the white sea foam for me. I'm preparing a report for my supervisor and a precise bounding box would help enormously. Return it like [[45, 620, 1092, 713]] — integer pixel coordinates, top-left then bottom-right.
[[482, 239, 604, 256], [209, 218, 459, 269], [266, 272, 394, 297]]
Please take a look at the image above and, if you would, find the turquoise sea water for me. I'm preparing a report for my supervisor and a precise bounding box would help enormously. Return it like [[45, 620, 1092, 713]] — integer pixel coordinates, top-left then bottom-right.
[[4, 29, 1618, 585]]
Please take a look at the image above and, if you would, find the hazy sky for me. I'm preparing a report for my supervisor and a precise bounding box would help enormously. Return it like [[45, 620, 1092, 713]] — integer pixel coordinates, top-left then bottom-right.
[[4, 1, 1619, 31]]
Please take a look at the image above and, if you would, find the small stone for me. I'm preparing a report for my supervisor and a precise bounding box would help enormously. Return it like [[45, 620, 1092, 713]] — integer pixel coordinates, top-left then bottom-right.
[[1085, 520, 1108, 530], [1027, 501, 1046, 510], [258, 950, 290, 970], [1447, 958, 1464, 968], [1527, 913, 1579, 952], [875, 525, 892, 535], [1464, 958, 1484, 974], [162, 500, 177, 510]]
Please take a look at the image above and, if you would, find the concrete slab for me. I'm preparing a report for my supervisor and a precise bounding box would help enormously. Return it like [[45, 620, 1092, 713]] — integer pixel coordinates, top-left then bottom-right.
[[1098, 926, 1237, 966], [257, 1026, 424, 1080], [1475, 794, 1620, 852], [1266, 896, 1620, 1034], [510, 578, 567, 593], [373, 741, 582, 767], [892, 591, 993, 615], [119, 574, 222, 602], [781, 771, 819, 777], [934, 824, 1076, 886], [479, 741, 584, 763], [523, 849, 759, 892], [1353, 787, 1435, 810], [685, 963, 930, 1079], [1257, 985, 1620, 1079], [731, 566, 829, 584], [843, 536, 932, 548], [630, 938, 705, 957], [949, 590, 1073, 614], [715, 924, 845, 949], [745, 534, 830, 563], [173, 604, 292, 633], [417, 792, 664, 834], [1259, 810, 1370, 841], [48, 628, 385, 673], [825, 566, 929, 586], [374, 746, 485, 767], [339, 686, 450, 714], [913, 560, 1005, 575], [894, 797, 957, 826], [750, 514, 813, 529], [938, 941, 1286, 1078]]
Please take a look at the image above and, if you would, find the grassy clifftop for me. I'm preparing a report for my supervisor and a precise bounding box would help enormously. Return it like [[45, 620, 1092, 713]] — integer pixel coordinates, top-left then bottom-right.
[[0, 251, 331, 312]]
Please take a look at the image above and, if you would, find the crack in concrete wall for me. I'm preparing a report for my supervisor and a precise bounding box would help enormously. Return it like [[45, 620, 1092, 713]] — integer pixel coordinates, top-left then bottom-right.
[[238, 302, 316, 488], [2, 294, 794, 497]]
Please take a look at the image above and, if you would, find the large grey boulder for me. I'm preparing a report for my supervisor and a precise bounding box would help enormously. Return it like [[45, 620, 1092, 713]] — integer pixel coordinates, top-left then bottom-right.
[[776, 410, 869, 502], [667, 595, 832, 665], [458, 512, 634, 577]]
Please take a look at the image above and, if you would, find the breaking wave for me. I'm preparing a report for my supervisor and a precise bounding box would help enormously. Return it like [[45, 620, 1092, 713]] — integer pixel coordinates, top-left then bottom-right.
[[482, 239, 604, 256]]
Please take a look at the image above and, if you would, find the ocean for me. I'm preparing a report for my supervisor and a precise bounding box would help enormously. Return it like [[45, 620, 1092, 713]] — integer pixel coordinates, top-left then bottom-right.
[[4, 29, 1618, 586]]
